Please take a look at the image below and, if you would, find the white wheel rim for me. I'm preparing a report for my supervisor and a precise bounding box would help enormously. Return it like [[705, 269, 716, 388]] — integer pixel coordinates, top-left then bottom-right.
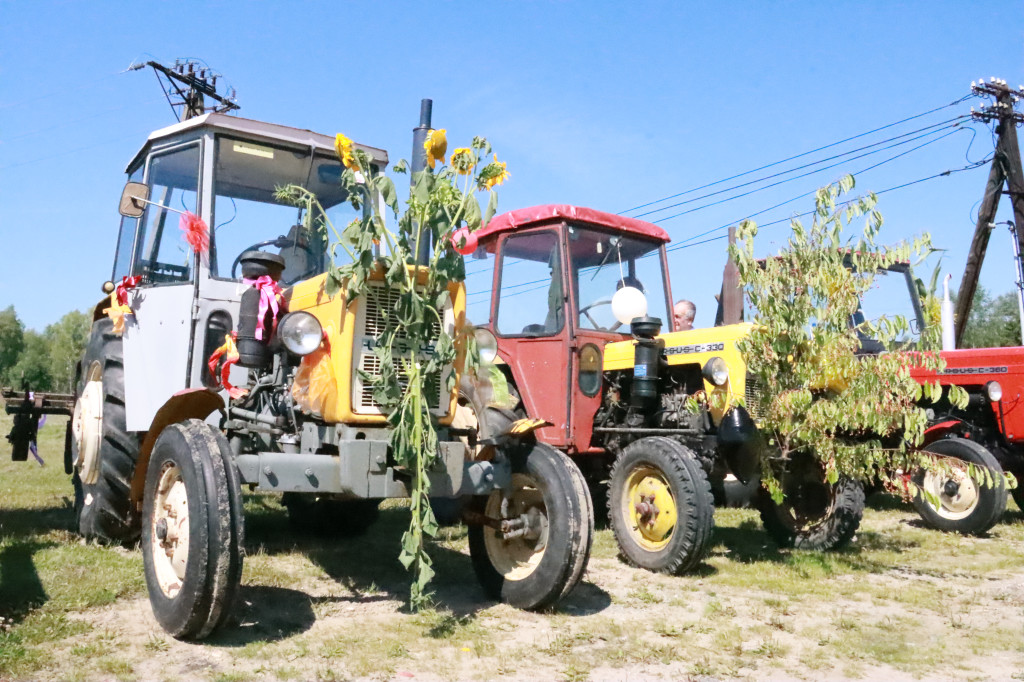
[[73, 364, 104, 486], [482, 473, 548, 581], [151, 463, 190, 599], [922, 467, 979, 520]]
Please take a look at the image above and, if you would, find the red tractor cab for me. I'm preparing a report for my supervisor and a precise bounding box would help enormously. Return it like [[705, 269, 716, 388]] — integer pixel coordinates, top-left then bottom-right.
[[471, 205, 674, 455]]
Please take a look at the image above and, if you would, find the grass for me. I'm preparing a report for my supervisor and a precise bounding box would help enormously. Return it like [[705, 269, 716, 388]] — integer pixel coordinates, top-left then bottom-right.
[[2, 412, 1024, 680]]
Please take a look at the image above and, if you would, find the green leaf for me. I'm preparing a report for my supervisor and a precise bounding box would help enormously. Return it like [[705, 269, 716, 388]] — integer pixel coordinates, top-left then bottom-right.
[[377, 175, 400, 216], [483, 190, 499, 226], [464, 194, 482, 231]]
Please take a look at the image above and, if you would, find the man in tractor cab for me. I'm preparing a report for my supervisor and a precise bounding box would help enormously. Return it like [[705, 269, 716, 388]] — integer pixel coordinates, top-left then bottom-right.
[[673, 299, 696, 331]]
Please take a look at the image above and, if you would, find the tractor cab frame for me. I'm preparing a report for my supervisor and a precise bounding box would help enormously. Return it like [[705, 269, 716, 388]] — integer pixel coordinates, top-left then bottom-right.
[[471, 205, 675, 454]]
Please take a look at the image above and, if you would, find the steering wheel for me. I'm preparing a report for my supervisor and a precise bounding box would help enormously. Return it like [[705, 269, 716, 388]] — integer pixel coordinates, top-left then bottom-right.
[[579, 298, 613, 330], [230, 237, 317, 279]]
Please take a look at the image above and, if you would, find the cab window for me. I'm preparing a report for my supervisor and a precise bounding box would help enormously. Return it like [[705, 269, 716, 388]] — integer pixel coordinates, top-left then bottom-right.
[[495, 230, 564, 336], [133, 144, 201, 284]]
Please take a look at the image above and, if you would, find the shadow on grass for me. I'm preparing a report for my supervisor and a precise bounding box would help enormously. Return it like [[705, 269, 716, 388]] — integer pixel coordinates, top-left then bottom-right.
[[0, 541, 55, 624], [236, 496, 611, 627]]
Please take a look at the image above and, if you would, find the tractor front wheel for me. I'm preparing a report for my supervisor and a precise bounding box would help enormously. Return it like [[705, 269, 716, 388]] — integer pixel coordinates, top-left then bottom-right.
[[142, 420, 244, 640], [608, 437, 715, 573], [912, 437, 1007, 535], [758, 461, 864, 551], [468, 443, 592, 610]]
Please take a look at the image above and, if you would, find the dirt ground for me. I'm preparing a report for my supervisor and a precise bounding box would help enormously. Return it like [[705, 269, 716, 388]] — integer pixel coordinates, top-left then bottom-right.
[[14, 501, 1024, 682]]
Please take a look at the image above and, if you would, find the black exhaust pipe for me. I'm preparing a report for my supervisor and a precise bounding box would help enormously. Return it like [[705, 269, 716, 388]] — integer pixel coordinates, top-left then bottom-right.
[[412, 98, 433, 266]]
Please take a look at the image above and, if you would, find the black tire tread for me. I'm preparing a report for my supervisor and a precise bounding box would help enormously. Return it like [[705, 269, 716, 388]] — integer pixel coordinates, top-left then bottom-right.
[[912, 437, 1007, 535], [607, 436, 715, 574], [75, 317, 140, 544], [757, 475, 865, 551]]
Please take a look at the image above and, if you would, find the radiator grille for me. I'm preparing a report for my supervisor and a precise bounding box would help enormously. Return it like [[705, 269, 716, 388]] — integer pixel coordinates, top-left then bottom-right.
[[744, 371, 763, 422], [353, 283, 450, 415]]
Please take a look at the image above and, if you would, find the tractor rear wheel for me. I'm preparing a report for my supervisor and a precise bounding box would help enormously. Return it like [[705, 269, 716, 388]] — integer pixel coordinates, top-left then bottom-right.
[[71, 317, 140, 543], [912, 438, 1007, 535], [608, 437, 715, 574], [757, 460, 864, 551], [468, 443, 591, 610], [142, 420, 244, 640]]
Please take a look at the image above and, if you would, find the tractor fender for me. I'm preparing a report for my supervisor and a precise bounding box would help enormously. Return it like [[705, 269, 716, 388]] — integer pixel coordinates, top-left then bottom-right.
[[129, 388, 225, 509], [921, 420, 965, 447]]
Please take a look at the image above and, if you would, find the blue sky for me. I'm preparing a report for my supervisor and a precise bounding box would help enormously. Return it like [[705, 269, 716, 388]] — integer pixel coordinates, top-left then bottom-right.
[[1, 1, 1022, 331]]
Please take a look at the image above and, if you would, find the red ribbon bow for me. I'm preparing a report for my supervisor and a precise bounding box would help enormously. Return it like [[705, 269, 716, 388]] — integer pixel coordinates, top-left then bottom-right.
[[243, 276, 283, 341], [115, 275, 142, 306], [207, 332, 247, 399], [180, 212, 210, 258]]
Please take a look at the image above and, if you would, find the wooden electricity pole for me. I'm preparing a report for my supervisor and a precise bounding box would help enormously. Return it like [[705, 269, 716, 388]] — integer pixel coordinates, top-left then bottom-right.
[[954, 79, 1024, 346]]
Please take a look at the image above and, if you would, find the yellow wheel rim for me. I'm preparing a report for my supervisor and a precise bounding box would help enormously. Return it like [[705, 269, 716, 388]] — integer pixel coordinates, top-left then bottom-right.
[[622, 465, 677, 550], [482, 473, 548, 581]]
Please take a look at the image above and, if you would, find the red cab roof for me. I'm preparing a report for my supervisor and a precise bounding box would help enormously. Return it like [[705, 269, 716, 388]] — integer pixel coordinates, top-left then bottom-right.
[[476, 204, 670, 244]]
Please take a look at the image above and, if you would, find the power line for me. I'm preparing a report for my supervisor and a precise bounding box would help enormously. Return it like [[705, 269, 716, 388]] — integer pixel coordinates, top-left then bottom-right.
[[619, 94, 972, 216], [664, 158, 990, 254], [632, 116, 967, 220], [653, 125, 969, 226]]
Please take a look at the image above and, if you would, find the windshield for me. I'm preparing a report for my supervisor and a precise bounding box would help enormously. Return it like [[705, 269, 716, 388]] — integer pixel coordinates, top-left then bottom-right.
[[852, 265, 924, 346], [569, 226, 669, 332], [211, 135, 364, 285]]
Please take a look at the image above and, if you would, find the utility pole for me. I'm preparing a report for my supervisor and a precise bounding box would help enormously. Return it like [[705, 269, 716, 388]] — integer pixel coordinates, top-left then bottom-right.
[[954, 78, 1024, 346], [129, 59, 239, 122]]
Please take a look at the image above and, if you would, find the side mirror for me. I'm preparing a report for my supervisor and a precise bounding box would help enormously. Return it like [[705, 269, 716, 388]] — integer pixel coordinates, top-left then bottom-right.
[[119, 182, 150, 218]]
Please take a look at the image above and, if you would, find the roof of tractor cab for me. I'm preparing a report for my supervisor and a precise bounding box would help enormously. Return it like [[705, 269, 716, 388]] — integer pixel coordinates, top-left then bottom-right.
[[125, 112, 388, 172], [476, 204, 670, 244]]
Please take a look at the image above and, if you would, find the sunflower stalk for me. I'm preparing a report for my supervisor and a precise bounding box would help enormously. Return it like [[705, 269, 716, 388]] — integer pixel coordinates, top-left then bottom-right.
[[278, 130, 507, 608]]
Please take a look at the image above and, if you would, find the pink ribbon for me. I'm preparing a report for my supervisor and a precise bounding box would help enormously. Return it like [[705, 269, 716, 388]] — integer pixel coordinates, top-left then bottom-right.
[[243, 276, 283, 341]]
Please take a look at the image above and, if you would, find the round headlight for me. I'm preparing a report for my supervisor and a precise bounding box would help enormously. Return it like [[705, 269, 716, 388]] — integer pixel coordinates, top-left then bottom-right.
[[278, 312, 323, 356], [702, 356, 729, 386], [986, 380, 1003, 402], [473, 326, 498, 364]]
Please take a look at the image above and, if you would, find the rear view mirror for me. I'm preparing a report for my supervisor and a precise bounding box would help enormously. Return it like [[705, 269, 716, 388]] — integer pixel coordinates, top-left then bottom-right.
[[119, 182, 150, 218]]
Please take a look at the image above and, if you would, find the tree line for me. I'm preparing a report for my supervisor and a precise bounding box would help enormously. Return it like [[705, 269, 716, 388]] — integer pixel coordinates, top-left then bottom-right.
[[0, 305, 91, 394]]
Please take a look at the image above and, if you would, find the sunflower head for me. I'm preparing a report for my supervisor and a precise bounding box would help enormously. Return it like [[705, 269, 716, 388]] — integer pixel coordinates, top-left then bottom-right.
[[335, 133, 358, 171], [478, 154, 510, 190], [424, 128, 447, 169], [450, 147, 475, 175]]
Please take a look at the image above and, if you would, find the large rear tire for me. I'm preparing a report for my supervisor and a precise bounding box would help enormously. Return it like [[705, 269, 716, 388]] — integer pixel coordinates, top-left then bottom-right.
[[468, 443, 591, 610], [758, 460, 864, 551], [608, 437, 714, 574], [71, 318, 140, 543], [142, 420, 244, 640], [912, 438, 1007, 535]]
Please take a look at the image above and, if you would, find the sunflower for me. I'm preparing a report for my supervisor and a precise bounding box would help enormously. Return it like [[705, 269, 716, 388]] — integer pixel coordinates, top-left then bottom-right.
[[450, 147, 475, 175], [424, 128, 447, 169], [478, 154, 510, 190], [334, 133, 358, 171]]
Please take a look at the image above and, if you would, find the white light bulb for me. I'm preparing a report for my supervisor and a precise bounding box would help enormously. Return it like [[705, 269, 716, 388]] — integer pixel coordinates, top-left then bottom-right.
[[611, 287, 648, 325]]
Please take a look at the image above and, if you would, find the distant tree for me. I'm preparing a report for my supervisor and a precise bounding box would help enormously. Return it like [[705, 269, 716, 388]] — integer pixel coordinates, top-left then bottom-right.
[[0, 305, 25, 386], [8, 330, 52, 391], [46, 310, 90, 392], [959, 285, 1022, 349]]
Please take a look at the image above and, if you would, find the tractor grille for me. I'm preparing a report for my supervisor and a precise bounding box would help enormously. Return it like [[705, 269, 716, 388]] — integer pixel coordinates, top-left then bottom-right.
[[353, 282, 449, 416], [744, 371, 763, 422]]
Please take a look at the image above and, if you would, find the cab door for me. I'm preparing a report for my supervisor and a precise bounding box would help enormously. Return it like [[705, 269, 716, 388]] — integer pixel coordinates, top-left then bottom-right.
[[121, 141, 202, 431], [491, 227, 572, 447]]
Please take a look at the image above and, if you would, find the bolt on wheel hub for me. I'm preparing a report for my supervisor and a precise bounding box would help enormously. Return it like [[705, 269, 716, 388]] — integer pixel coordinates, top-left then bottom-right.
[[151, 463, 190, 598]]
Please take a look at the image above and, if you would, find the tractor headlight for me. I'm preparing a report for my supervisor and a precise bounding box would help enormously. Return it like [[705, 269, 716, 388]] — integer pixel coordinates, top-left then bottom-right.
[[278, 312, 323, 356], [473, 326, 498, 364], [986, 380, 1003, 402], [702, 356, 729, 386]]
